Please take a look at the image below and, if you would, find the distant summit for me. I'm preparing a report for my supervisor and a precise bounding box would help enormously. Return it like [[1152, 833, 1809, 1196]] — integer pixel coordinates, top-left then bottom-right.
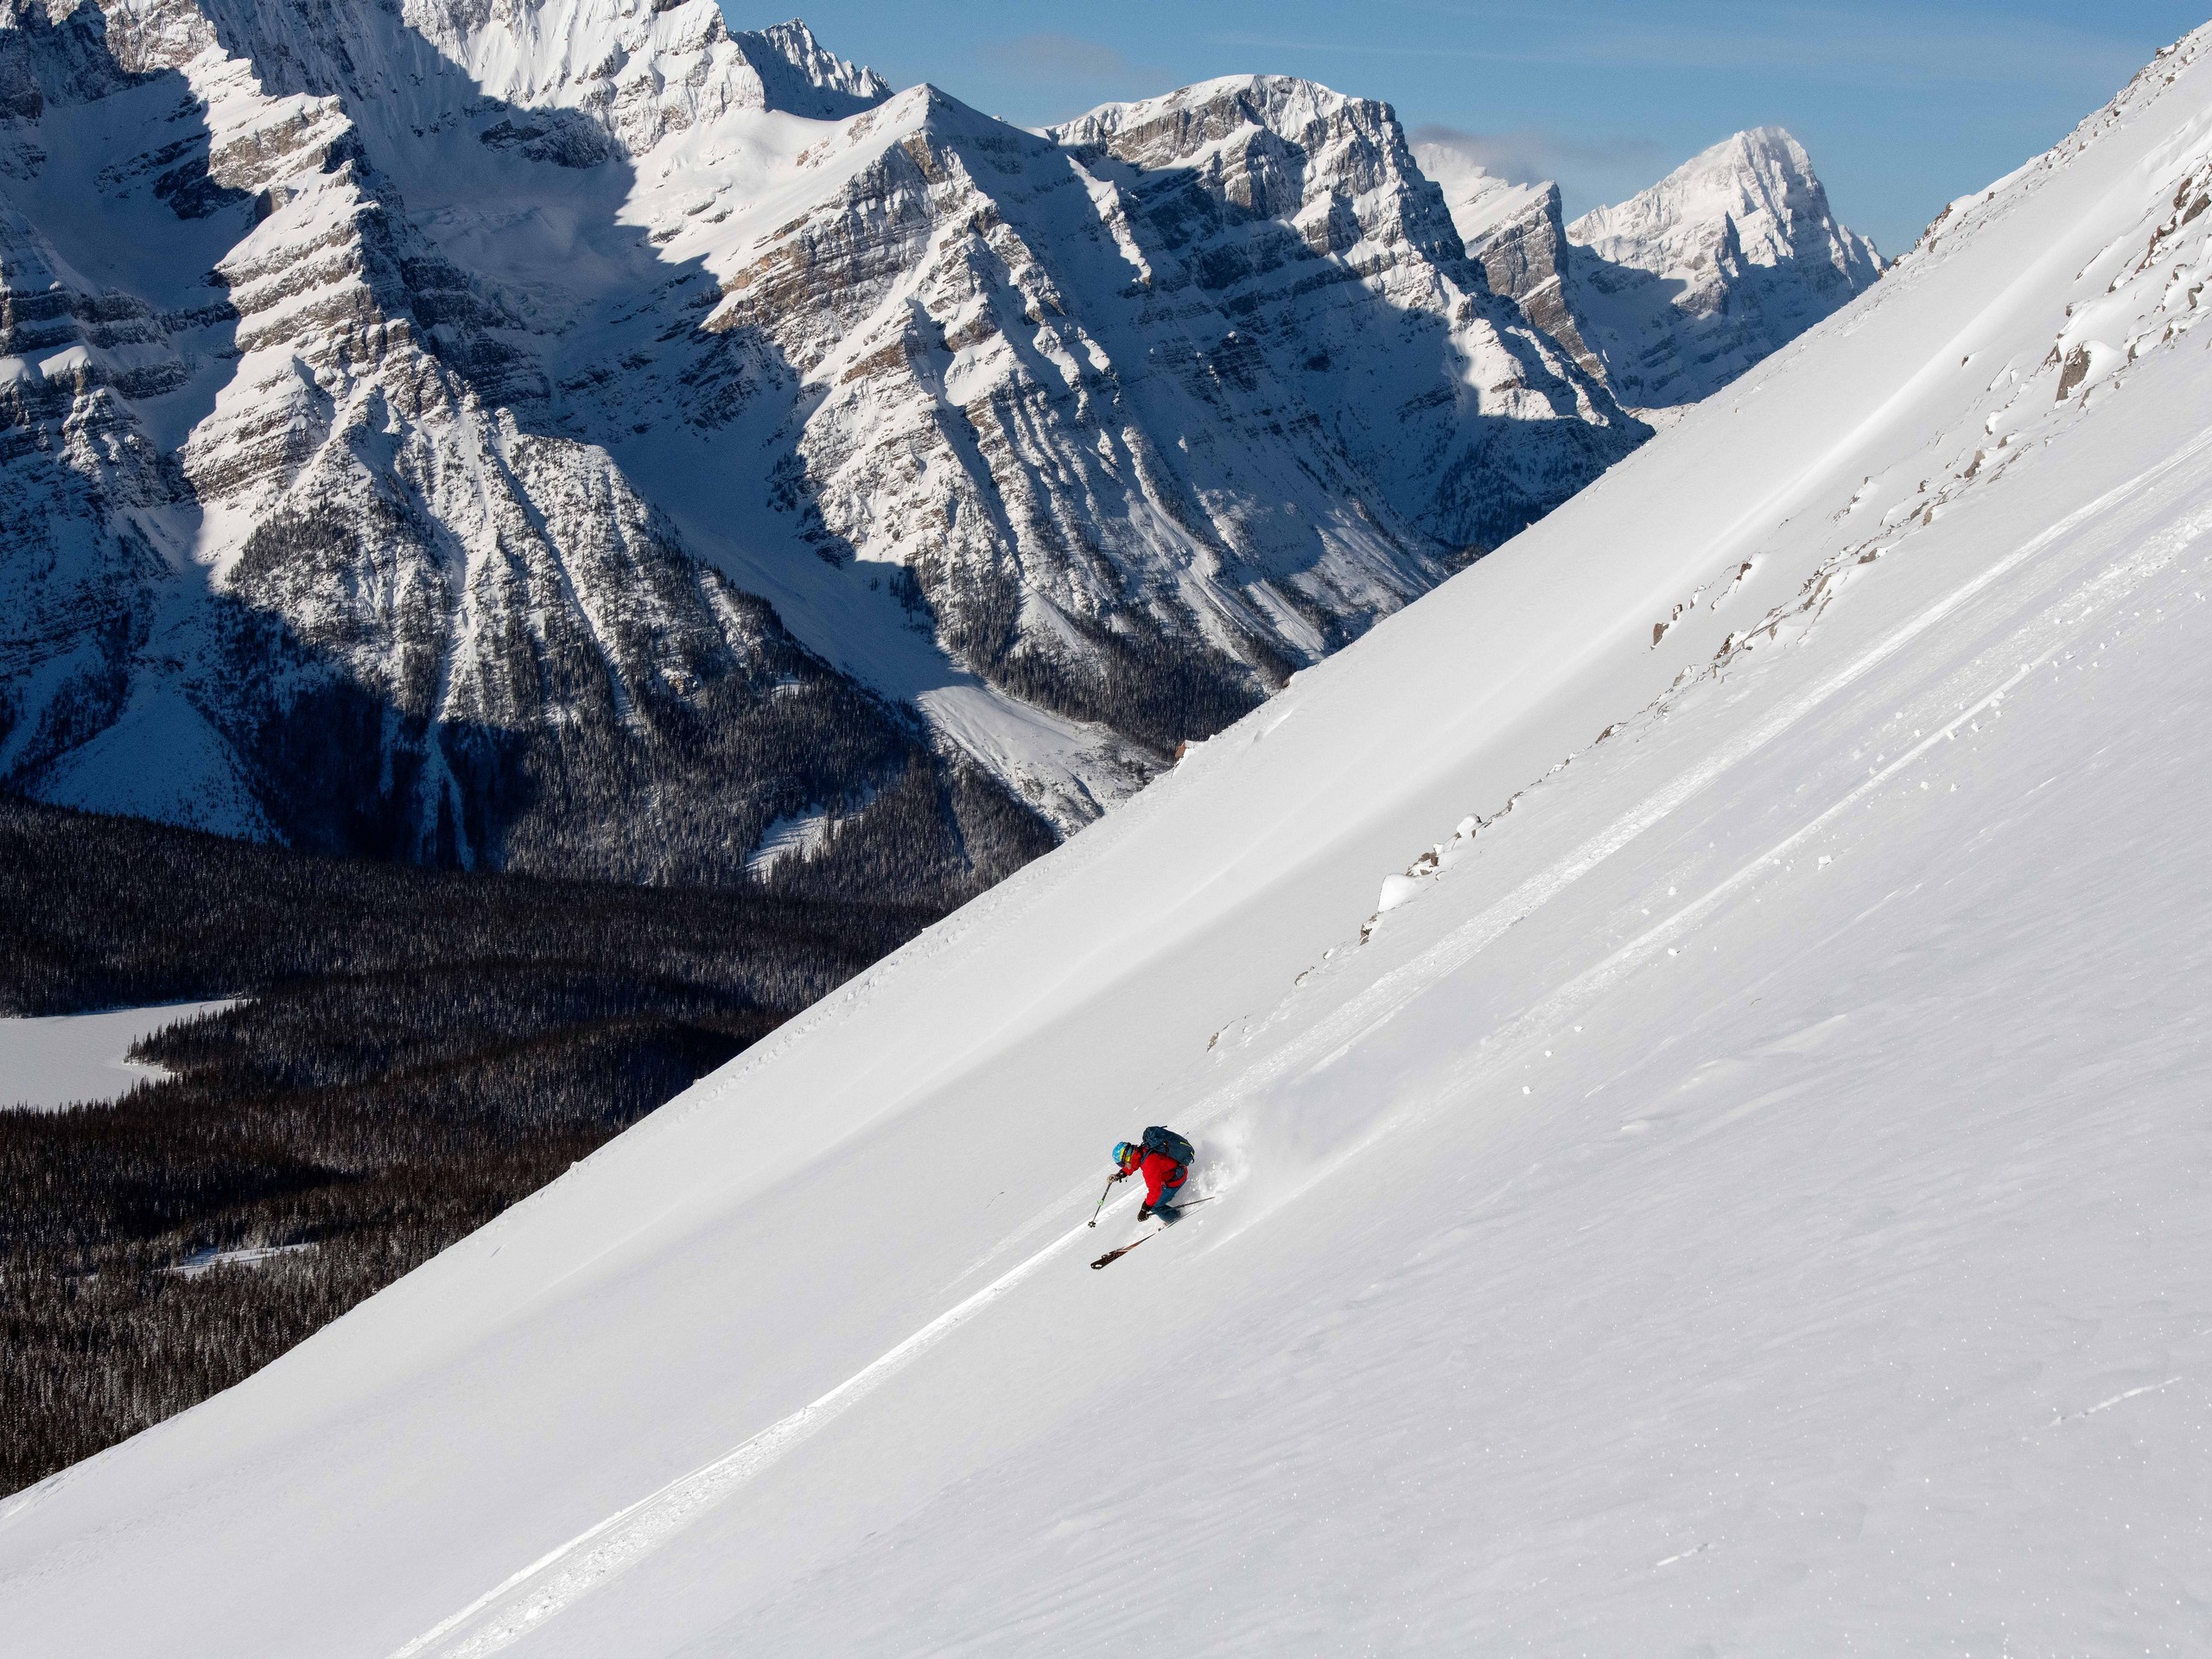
[[1420, 126, 1884, 414], [729, 17, 893, 119]]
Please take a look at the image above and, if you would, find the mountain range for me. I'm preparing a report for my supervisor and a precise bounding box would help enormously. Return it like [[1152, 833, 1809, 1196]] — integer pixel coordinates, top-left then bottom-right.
[[0, 2, 1876, 894]]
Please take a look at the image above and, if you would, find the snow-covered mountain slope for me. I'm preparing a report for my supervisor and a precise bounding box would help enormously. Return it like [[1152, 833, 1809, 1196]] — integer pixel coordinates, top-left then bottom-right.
[[1043, 78, 1637, 558], [0, 3, 1644, 872], [1426, 126, 1883, 416], [8, 21, 2209, 1649], [19, 22, 2212, 1656]]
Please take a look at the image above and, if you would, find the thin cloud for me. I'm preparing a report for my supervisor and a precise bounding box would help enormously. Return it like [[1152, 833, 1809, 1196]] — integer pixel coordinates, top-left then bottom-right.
[[1412, 123, 1676, 217], [1412, 124, 1670, 188]]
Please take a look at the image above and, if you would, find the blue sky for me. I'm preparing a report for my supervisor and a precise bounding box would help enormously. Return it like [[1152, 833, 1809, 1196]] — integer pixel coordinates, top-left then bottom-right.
[[741, 2, 2209, 255]]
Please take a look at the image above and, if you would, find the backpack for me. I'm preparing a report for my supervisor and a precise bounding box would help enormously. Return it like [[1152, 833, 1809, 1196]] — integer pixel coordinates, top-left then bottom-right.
[[1141, 1125, 1195, 1166]]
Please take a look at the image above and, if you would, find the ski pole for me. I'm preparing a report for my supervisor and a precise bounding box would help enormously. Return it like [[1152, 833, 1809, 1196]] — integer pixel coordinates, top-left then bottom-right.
[[1088, 1175, 1117, 1227]]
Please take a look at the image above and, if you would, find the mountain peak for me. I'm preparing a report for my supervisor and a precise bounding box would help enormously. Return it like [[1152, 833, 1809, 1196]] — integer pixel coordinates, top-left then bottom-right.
[[1417, 125, 1881, 413], [1048, 72, 1388, 163], [1561, 127, 1880, 410], [731, 16, 893, 119], [393, 2, 890, 153], [1567, 124, 1880, 283]]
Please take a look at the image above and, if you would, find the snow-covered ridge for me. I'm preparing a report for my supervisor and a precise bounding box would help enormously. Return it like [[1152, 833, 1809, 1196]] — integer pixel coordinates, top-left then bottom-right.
[[1908, 22, 2212, 266], [399, 2, 889, 153], [734, 16, 889, 118], [1567, 125, 1878, 285]]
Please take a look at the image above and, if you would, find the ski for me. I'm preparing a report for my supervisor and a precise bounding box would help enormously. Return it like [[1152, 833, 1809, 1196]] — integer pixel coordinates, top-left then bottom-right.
[[1089, 1236, 1152, 1269], [1089, 1198, 1214, 1268]]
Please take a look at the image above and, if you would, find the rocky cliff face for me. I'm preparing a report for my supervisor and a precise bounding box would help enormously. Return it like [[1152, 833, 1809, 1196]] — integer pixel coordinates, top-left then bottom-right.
[[0, 2, 1645, 889], [1046, 79, 1639, 556], [1411, 142, 1598, 373], [0, 0, 1031, 898], [665, 74, 1646, 760], [1422, 126, 1883, 416]]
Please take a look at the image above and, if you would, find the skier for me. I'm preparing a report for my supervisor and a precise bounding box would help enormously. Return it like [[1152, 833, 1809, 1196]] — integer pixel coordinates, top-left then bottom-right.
[[1112, 1125, 1196, 1224]]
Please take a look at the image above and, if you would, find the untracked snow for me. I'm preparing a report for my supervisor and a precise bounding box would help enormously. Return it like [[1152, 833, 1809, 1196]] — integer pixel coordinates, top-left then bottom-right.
[[9, 27, 2212, 1659]]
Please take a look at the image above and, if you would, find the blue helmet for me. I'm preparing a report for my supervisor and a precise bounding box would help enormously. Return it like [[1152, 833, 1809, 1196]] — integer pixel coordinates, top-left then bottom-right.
[[1113, 1141, 1140, 1170]]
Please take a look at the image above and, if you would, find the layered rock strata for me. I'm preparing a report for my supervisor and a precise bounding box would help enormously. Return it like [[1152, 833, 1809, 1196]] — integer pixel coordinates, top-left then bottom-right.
[[0, 3, 1656, 887]]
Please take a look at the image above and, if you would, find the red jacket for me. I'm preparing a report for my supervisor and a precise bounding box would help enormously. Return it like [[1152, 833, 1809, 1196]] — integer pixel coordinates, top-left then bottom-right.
[[1128, 1148, 1186, 1207]]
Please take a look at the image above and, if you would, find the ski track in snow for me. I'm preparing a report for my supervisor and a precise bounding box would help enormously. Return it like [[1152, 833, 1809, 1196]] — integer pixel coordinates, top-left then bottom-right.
[[2041, 1375, 2186, 1432], [385, 407, 2212, 1659], [389, 1197, 1147, 1659], [1231, 442, 2212, 1225]]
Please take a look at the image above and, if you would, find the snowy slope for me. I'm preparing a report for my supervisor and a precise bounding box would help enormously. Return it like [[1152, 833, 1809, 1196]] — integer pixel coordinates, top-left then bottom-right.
[[10, 25, 2212, 1659]]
